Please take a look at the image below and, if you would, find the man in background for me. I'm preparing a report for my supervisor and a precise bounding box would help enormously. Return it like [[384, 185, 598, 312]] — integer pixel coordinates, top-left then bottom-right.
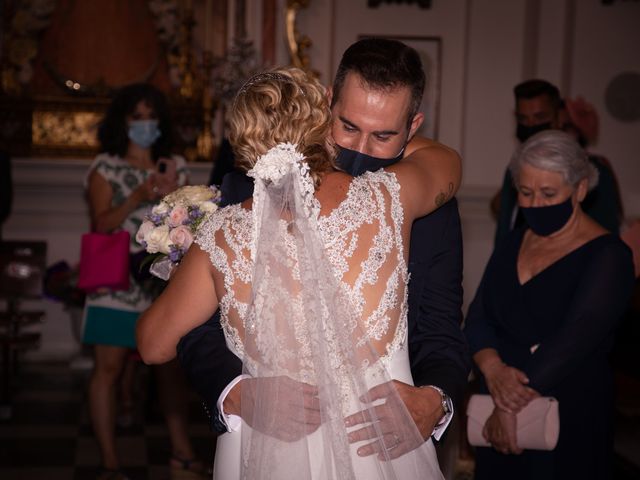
[[492, 79, 623, 247]]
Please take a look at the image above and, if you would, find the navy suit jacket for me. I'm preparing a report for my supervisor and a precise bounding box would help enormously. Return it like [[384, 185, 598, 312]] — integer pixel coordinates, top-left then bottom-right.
[[177, 170, 470, 432]]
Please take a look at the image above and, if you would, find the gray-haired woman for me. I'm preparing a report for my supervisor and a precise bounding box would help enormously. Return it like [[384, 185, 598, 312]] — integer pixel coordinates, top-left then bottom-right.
[[464, 129, 634, 479]]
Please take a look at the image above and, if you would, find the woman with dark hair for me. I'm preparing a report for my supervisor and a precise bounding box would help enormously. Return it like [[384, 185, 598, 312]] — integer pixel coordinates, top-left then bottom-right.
[[97, 83, 174, 162], [83, 84, 201, 480]]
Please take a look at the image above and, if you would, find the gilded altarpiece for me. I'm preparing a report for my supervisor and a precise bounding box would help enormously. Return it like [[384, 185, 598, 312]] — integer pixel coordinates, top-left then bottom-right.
[[0, 0, 227, 160]]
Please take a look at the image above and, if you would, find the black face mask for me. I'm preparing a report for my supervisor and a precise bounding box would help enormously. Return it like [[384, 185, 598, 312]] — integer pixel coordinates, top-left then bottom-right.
[[516, 122, 552, 143], [335, 144, 404, 177], [520, 197, 574, 236]]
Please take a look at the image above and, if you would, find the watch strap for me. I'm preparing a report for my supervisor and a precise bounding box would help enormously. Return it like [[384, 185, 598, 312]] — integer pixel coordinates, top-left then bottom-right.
[[422, 384, 452, 416]]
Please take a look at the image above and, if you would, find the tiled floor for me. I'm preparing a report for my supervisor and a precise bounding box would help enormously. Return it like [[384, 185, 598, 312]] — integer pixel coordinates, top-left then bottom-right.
[[1, 361, 639, 480], [0, 361, 215, 480]]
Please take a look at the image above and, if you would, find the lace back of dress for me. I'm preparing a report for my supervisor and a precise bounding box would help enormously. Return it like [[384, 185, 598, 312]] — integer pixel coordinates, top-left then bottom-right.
[[220, 161, 442, 478]]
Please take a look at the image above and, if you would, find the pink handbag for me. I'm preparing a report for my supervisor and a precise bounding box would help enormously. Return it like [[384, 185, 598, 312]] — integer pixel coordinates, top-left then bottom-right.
[[77, 231, 130, 293], [466, 394, 560, 450]]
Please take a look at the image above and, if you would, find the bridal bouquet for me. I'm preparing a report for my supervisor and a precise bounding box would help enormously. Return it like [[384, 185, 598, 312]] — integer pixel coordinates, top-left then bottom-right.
[[136, 185, 222, 280]]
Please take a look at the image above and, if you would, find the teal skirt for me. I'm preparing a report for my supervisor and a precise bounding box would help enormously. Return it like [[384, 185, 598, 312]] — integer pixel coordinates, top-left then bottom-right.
[[82, 305, 139, 349]]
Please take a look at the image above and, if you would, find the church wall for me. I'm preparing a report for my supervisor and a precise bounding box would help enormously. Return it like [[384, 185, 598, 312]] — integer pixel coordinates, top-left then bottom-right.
[[4, 0, 638, 358]]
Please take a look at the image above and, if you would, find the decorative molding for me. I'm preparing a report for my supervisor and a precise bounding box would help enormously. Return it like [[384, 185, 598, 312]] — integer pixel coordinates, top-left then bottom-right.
[[285, 0, 317, 77]]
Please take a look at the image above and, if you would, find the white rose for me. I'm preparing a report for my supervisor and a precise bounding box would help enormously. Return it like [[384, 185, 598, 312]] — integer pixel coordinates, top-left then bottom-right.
[[152, 201, 170, 215], [199, 201, 218, 213], [145, 225, 171, 254], [136, 220, 155, 245], [165, 185, 213, 205]]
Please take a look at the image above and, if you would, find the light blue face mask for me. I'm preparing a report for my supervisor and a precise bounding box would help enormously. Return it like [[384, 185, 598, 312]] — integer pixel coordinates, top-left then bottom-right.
[[128, 119, 161, 148]]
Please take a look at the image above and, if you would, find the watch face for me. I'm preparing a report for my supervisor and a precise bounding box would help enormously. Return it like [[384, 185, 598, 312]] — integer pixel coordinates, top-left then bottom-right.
[[423, 385, 451, 414]]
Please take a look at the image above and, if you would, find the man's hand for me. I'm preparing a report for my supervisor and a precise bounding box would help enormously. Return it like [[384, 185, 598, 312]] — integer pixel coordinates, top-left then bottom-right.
[[482, 408, 522, 455], [483, 361, 538, 413], [344, 380, 443, 460], [223, 376, 322, 442]]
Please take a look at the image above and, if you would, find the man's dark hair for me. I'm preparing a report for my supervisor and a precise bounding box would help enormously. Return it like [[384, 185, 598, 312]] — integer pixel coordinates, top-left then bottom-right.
[[513, 79, 562, 112], [332, 38, 426, 130], [98, 83, 173, 161]]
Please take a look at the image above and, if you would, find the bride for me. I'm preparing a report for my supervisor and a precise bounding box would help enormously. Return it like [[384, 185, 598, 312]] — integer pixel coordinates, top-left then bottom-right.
[[137, 67, 460, 479]]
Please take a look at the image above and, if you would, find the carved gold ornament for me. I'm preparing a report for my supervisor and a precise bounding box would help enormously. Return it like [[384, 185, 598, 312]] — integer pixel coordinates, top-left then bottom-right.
[[285, 0, 317, 78]]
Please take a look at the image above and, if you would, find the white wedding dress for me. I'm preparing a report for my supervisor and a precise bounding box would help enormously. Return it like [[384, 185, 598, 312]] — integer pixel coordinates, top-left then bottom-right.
[[195, 168, 443, 480]]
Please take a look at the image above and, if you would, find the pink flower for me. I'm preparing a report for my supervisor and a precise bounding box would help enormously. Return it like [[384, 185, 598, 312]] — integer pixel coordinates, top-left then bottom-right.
[[168, 205, 189, 227], [169, 225, 194, 250]]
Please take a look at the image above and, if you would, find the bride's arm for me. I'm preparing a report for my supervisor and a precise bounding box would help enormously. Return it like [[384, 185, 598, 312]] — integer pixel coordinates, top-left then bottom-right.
[[388, 136, 462, 221], [137, 245, 219, 365]]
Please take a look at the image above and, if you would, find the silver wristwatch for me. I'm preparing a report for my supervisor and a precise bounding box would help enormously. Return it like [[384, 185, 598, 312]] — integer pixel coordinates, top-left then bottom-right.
[[422, 385, 453, 416]]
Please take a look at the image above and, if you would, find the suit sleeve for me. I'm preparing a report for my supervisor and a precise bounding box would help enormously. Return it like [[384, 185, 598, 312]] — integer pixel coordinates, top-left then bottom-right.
[[408, 198, 471, 411], [524, 241, 634, 392], [176, 171, 253, 432], [176, 312, 243, 432]]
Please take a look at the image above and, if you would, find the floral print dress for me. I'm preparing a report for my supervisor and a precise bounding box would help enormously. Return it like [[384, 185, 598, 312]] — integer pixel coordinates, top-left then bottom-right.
[[82, 153, 188, 348]]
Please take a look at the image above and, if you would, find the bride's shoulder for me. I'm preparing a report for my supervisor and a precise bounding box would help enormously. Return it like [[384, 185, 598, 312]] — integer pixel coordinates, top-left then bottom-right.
[[315, 171, 349, 209], [315, 171, 401, 223], [360, 169, 400, 189], [352, 170, 402, 204], [318, 170, 398, 202], [197, 203, 249, 236]]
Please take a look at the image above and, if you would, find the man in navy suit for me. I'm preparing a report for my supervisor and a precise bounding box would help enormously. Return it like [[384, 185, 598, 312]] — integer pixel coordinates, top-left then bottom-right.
[[176, 38, 470, 457]]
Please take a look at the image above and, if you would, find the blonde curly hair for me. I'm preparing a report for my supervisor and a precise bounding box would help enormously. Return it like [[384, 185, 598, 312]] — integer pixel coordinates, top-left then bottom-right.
[[229, 67, 336, 187]]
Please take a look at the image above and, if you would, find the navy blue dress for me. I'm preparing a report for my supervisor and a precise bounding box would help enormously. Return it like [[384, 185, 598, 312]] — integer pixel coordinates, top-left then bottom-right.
[[465, 228, 634, 480]]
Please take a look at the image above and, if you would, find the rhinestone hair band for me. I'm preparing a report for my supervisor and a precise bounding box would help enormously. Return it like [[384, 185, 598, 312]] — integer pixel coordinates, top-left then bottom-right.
[[235, 72, 305, 100]]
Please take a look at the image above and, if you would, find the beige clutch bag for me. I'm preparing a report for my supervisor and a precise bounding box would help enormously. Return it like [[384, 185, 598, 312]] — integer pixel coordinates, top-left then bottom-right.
[[466, 394, 560, 450]]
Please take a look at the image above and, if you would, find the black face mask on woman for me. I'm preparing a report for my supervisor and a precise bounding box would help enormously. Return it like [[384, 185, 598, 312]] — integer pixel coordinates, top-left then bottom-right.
[[516, 122, 552, 143], [520, 197, 574, 236], [335, 144, 404, 177]]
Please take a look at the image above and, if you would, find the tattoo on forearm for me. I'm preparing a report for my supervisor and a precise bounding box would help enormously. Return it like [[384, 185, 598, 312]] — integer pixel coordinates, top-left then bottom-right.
[[435, 182, 454, 207]]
